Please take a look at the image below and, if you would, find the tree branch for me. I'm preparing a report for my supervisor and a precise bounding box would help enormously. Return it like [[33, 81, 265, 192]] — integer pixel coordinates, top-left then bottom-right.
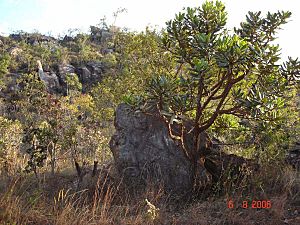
[[201, 69, 231, 111], [199, 79, 233, 132]]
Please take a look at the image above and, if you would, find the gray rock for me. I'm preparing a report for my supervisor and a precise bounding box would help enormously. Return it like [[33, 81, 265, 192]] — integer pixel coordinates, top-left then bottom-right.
[[90, 26, 113, 44], [100, 30, 113, 43], [109, 103, 198, 194], [9, 33, 24, 42], [86, 61, 103, 75], [103, 48, 114, 54], [58, 64, 76, 92], [62, 35, 74, 42], [90, 26, 102, 43], [9, 33, 56, 45], [109, 104, 258, 195], [58, 64, 75, 77], [77, 66, 91, 83], [75, 66, 92, 92], [24, 62, 104, 94], [41, 72, 60, 93], [73, 62, 103, 92], [85, 61, 104, 85]]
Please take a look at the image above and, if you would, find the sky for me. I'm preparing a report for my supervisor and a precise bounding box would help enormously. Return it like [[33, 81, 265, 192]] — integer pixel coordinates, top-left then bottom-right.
[[0, 0, 299, 61]]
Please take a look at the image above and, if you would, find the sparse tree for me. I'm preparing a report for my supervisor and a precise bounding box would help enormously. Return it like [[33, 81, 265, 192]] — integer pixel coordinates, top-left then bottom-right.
[[140, 1, 300, 176]]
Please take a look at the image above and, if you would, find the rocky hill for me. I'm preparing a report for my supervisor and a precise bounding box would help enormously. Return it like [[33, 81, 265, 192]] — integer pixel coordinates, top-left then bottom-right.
[[0, 26, 117, 96]]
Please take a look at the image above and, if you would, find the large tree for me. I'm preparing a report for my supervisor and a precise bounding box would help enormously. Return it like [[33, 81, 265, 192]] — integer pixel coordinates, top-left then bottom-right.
[[139, 1, 300, 171]]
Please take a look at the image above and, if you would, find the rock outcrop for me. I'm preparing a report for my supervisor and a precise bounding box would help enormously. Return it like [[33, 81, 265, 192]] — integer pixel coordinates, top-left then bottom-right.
[[1, 61, 105, 96], [9, 33, 56, 45], [76, 61, 104, 91], [109, 103, 196, 194], [90, 26, 113, 44], [109, 103, 260, 195], [0, 28, 115, 95]]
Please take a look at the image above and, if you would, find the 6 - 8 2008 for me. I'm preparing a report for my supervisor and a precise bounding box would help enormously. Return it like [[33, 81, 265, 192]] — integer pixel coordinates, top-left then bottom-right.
[[227, 200, 271, 209]]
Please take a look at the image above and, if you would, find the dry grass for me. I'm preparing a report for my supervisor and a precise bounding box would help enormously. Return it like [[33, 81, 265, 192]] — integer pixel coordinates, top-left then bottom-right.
[[0, 163, 299, 225]]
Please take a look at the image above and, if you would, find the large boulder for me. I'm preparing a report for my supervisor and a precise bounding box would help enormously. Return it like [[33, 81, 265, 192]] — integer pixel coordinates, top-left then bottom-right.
[[109, 104, 260, 195], [1, 72, 61, 97], [60, 61, 104, 93], [109, 103, 204, 194], [1, 62, 105, 96]]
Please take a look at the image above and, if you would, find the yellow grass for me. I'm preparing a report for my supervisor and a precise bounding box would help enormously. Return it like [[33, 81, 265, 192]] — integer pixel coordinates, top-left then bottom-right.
[[0, 163, 299, 225]]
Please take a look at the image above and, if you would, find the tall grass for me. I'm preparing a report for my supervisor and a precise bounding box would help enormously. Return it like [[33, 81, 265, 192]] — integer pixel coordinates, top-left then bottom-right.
[[0, 162, 299, 225]]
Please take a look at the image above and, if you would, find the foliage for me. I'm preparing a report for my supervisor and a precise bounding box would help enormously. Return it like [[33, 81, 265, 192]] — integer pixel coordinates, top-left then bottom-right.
[[13, 73, 48, 123], [0, 117, 23, 174], [136, 0, 300, 163], [23, 124, 51, 175], [91, 28, 175, 121], [74, 33, 102, 63], [0, 0, 298, 189], [0, 53, 11, 90], [66, 73, 82, 96], [0, 4, 299, 224]]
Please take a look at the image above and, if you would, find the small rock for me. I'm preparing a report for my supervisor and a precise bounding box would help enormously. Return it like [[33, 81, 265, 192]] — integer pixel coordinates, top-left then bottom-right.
[[8, 47, 23, 57]]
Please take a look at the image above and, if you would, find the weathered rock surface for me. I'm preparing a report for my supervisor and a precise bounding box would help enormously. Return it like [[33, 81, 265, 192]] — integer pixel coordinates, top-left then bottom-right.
[[9, 33, 56, 45], [109, 103, 202, 194], [109, 104, 260, 194], [1, 61, 105, 96], [75, 62, 104, 92], [58, 63, 76, 83], [0, 28, 114, 95], [90, 26, 113, 44], [76, 66, 91, 83], [40, 72, 60, 94]]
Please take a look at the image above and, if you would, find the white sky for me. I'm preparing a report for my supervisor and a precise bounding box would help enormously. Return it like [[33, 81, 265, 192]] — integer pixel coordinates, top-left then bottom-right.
[[0, 0, 299, 61]]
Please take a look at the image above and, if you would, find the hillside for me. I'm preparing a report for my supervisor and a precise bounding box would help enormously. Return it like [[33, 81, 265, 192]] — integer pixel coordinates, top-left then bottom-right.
[[0, 1, 300, 224]]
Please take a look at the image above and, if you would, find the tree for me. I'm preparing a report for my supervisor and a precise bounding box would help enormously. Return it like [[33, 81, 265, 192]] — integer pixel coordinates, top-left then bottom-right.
[[139, 1, 300, 173], [92, 28, 175, 122]]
